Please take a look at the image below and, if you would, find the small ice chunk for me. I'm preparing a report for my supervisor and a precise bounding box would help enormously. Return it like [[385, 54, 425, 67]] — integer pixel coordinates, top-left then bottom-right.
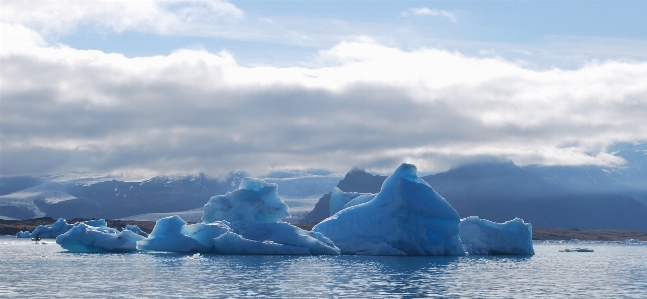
[[459, 216, 534, 255], [16, 231, 31, 238], [30, 218, 73, 238], [56, 223, 145, 253], [29, 218, 107, 239]]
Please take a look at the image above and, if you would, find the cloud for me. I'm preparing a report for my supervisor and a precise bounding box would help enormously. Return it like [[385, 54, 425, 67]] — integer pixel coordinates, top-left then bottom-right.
[[1, 26, 646, 177], [0, 0, 244, 36], [401, 7, 457, 23]]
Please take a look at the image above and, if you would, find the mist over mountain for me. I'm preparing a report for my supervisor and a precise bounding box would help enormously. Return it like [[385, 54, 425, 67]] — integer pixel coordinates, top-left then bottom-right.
[[1, 143, 645, 230], [0, 173, 246, 220], [304, 143, 647, 230]]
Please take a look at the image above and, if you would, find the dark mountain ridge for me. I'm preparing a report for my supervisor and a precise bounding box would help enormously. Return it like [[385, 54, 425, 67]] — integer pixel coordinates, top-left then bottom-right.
[[304, 160, 647, 231], [0, 173, 245, 220]]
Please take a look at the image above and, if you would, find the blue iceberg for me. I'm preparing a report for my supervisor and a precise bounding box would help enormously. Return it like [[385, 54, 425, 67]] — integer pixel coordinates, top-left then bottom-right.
[[55, 222, 145, 253], [20, 218, 106, 239], [329, 187, 376, 216], [459, 216, 534, 255], [313, 163, 466, 256], [137, 178, 339, 255]]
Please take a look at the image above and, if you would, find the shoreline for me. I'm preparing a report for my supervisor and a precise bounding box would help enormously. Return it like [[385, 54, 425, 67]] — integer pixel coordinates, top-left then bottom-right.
[[2, 218, 647, 241]]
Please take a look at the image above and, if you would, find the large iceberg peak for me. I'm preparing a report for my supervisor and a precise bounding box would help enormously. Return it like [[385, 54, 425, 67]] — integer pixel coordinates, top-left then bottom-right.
[[239, 177, 275, 192], [374, 163, 459, 221], [202, 177, 290, 224], [314, 163, 465, 256], [381, 163, 429, 189]]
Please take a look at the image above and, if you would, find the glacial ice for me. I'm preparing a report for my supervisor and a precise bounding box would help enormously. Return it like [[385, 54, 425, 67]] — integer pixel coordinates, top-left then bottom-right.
[[42, 163, 535, 256], [21, 218, 106, 239], [459, 216, 534, 255], [137, 216, 206, 252], [16, 231, 31, 238], [202, 178, 290, 224], [137, 178, 340, 255], [313, 163, 466, 256], [56, 223, 145, 253], [124, 224, 148, 237], [329, 187, 375, 216]]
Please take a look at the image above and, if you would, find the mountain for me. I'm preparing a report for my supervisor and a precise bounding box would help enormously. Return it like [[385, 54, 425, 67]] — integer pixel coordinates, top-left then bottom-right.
[[425, 162, 647, 230], [120, 170, 343, 223], [304, 150, 647, 230], [302, 168, 386, 224], [0, 173, 245, 220]]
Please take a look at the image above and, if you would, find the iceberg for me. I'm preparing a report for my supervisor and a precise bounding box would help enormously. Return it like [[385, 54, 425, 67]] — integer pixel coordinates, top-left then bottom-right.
[[202, 178, 289, 224], [459, 216, 534, 255], [329, 187, 375, 216], [313, 163, 465, 256], [137, 216, 206, 253], [27, 218, 106, 239], [16, 231, 31, 238], [124, 224, 148, 237], [212, 232, 311, 255], [56, 223, 145, 253], [137, 178, 340, 255]]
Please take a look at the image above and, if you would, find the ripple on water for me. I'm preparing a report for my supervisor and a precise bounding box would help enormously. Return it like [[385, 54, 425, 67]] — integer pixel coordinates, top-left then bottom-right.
[[1, 237, 646, 298]]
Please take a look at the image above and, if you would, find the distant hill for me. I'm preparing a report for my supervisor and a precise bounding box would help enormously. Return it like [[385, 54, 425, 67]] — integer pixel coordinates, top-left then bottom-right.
[[3, 143, 645, 229], [0, 173, 245, 220], [302, 168, 386, 224], [426, 162, 647, 230], [304, 149, 647, 231]]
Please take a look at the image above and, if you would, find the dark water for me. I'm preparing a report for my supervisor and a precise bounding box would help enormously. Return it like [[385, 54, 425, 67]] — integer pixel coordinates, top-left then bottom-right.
[[1, 236, 646, 298]]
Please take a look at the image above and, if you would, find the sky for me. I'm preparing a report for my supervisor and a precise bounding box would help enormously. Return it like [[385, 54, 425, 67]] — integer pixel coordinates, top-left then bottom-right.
[[1, 0, 646, 179]]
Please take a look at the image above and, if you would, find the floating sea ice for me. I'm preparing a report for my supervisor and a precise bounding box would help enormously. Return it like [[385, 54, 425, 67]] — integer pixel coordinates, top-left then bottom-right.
[[16, 231, 31, 238], [313, 163, 465, 256], [136, 178, 340, 255], [28, 218, 107, 239], [559, 248, 594, 252], [200, 177, 340, 255], [56, 223, 145, 253], [459, 216, 534, 255]]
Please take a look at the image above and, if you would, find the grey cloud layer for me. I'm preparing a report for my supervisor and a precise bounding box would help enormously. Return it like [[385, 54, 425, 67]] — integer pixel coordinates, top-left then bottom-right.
[[2, 39, 646, 177]]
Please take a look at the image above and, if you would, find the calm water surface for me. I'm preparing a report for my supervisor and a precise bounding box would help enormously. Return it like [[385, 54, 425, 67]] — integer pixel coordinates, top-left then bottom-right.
[[1, 236, 646, 298]]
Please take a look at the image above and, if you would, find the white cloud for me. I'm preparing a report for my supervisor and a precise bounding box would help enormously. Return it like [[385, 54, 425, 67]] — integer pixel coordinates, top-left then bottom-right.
[[0, 0, 244, 36], [402, 7, 457, 23], [1, 26, 646, 177]]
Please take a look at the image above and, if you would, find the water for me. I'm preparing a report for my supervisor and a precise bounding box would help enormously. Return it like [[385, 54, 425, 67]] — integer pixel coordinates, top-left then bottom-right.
[[1, 236, 646, 298]]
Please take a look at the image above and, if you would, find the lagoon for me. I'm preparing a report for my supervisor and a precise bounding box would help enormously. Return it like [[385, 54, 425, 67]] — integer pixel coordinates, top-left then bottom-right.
[[1, 236, 646, 298]]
